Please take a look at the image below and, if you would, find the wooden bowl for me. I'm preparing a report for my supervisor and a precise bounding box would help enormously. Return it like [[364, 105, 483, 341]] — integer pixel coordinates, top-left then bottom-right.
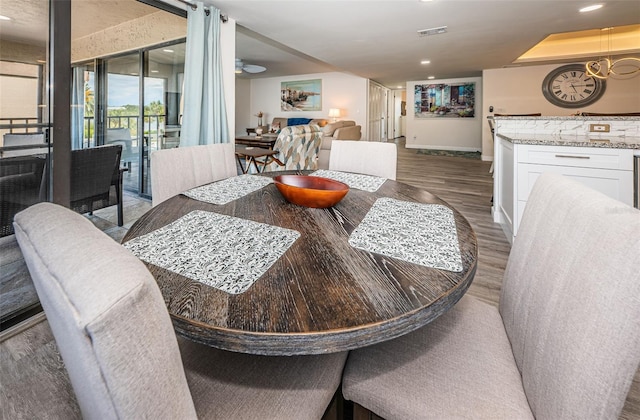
[[273, 175, 349, 208]]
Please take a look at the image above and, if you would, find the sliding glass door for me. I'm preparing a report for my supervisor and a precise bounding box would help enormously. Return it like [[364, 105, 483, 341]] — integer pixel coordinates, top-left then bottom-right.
[[72, 41, 185, 198], [0, 2, 51, 328]]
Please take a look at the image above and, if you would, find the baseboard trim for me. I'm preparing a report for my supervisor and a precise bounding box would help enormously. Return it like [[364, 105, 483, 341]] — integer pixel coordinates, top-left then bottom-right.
[[405, 144, 482, 153], [0, 312, 46, 343]]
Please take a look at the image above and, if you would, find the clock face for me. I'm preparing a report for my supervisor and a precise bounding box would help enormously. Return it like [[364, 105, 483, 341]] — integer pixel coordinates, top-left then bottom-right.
[[542, 64, 606, 108]]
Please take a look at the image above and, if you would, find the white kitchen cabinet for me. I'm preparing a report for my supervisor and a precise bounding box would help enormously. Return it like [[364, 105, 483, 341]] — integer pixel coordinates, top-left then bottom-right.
[[493, 139, 634, 243]]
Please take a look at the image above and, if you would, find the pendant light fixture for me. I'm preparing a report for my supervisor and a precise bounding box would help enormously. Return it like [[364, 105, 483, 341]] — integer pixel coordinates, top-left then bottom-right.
[[585, 27, 640, 79]]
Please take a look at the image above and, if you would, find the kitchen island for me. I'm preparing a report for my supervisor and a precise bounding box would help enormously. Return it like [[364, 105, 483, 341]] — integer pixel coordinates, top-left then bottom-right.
[[491, 116, 640, 243]]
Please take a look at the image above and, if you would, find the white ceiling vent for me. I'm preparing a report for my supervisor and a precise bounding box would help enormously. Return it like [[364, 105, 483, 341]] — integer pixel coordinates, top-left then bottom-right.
[[417, 26, 448, 37]]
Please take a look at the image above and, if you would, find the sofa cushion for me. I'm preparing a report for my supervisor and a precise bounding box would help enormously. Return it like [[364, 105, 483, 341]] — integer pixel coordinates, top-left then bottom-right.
[[322, 120, 355, 136]]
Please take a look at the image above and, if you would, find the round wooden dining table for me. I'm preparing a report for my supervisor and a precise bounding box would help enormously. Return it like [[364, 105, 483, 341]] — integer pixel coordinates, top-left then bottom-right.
[[123, 171, 477, 356]]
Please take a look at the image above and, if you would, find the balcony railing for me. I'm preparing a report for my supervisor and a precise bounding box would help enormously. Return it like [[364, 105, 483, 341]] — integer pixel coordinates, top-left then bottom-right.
[[82, 114, 165, 150], [2, 115, 167, 152]]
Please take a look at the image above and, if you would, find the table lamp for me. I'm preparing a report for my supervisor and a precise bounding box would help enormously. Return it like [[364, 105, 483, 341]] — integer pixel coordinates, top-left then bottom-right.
[[328, 108, 341, 122]]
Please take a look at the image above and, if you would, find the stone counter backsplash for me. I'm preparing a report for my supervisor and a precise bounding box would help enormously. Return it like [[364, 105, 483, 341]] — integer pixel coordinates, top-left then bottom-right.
[[493, 116, 640, 139]]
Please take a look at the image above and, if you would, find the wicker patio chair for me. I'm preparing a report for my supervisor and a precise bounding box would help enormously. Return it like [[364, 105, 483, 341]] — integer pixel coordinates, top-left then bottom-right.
[[0, 154, 47, 237], [70, 145, 125, 226]]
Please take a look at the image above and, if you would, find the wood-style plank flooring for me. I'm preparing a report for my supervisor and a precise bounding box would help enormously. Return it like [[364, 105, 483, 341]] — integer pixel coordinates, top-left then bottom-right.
[[1, 139, 638, 419]]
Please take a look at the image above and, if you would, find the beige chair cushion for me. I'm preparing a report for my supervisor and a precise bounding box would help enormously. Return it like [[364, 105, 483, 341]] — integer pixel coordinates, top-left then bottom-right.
[[180, 338, 347, 419], [343, 295, 533, 419], [150, 143, 237, 207]]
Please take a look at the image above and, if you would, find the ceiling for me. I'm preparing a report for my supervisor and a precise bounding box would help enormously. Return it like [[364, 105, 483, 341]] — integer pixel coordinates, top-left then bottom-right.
[[1, 0, 638, 89], [176, 0, 640, 88]]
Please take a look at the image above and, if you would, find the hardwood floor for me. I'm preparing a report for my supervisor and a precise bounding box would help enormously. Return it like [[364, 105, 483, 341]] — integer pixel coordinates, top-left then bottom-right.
[[0, 139, 638, 419]]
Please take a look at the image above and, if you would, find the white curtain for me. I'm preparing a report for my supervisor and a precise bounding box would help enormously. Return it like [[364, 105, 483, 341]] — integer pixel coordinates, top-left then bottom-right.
[[180, 3, 229, 146], [71, 67, 85, 150]]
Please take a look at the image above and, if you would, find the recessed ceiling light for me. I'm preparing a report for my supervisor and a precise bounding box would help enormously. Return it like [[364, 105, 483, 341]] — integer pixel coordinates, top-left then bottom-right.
[[397, 85, 403, 89], [151, 70, 159, 73], [418, 26, 448, 37], [428, 76, 435, 80], [163, 49, 174, 53], [579, 4, 603, 12], [0, 15, 11, 21], [421, 60, 431, 65]]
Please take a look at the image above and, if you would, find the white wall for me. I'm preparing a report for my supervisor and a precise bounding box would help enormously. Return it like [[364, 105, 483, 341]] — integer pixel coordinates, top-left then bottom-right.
[[240, 72, 368, 137], [235, 78, 251, 136], [482, 62, 640, 160], [406, 77, 483, 152]]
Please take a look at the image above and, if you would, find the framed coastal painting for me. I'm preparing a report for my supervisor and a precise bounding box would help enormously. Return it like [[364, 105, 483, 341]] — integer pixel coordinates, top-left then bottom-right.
[[414, 82, 475, 118], [281, 79, 322, 111]]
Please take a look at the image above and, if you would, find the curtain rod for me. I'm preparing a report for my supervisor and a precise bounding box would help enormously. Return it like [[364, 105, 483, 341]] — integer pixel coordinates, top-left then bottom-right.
[[175, 0, 228, 21]]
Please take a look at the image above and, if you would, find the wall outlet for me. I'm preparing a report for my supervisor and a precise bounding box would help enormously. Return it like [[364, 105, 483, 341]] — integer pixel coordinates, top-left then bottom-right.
[[589, 123, 610, 133]]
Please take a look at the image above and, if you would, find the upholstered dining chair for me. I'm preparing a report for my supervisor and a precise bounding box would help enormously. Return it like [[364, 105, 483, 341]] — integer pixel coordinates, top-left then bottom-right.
[[14, 202, 348, 419], [342, 173, 640, 419], [260, 124, 323, 172], [150, 143, 237, 206], [329, 140, 397, 180]]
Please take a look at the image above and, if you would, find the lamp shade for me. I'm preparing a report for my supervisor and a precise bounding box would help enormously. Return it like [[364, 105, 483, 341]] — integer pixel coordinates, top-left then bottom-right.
[[328, 108, 341, 119]]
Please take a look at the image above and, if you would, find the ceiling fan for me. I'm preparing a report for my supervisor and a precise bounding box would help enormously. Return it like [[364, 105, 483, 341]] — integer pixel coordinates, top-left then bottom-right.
[[235, 59, 266, 74]]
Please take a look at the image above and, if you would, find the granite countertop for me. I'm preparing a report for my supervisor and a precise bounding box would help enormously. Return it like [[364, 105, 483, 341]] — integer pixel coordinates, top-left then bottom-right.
[[490, 116, 640, 121], [496, 133, 640, 150]]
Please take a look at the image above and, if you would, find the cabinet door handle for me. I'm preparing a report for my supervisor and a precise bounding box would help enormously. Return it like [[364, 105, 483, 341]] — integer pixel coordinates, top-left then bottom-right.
[[554, 154, 591, 159]]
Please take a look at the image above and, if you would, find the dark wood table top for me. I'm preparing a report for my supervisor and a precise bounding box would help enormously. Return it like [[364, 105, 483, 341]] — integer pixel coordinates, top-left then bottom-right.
[[235, 135, 277, 149], [123, 171, 478, 355], [234, 145, 278, 158]]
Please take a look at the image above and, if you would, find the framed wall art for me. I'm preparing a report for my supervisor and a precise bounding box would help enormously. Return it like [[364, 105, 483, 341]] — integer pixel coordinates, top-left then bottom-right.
[[281, 79, 322, 111], [414, 82, 475, 118]]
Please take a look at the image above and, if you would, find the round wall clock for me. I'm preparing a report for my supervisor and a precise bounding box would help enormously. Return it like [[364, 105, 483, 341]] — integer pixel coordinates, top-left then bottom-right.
[[541, 64, 606, 108]]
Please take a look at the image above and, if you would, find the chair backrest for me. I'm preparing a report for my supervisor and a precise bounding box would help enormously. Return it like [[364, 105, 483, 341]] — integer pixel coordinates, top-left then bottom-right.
[[2, 133, 47, 157], [70, 145, 121, 205], [150, 143, 237, 207], [487, 118, 495, 136], [0, 154, 47, 237], [263, 124, 323, 172], [13, 202, 197, 419], [499, 173, 640, 419], [105, 128, 132, 143], [329, 140, 397, 180]]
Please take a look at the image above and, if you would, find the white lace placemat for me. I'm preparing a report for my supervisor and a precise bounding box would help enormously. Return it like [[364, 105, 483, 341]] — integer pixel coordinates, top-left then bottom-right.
[[123, 210, 300, 294], [182, 174, 273, 205], [349, 198, 463, 272], [310, 169, 386, 192]]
